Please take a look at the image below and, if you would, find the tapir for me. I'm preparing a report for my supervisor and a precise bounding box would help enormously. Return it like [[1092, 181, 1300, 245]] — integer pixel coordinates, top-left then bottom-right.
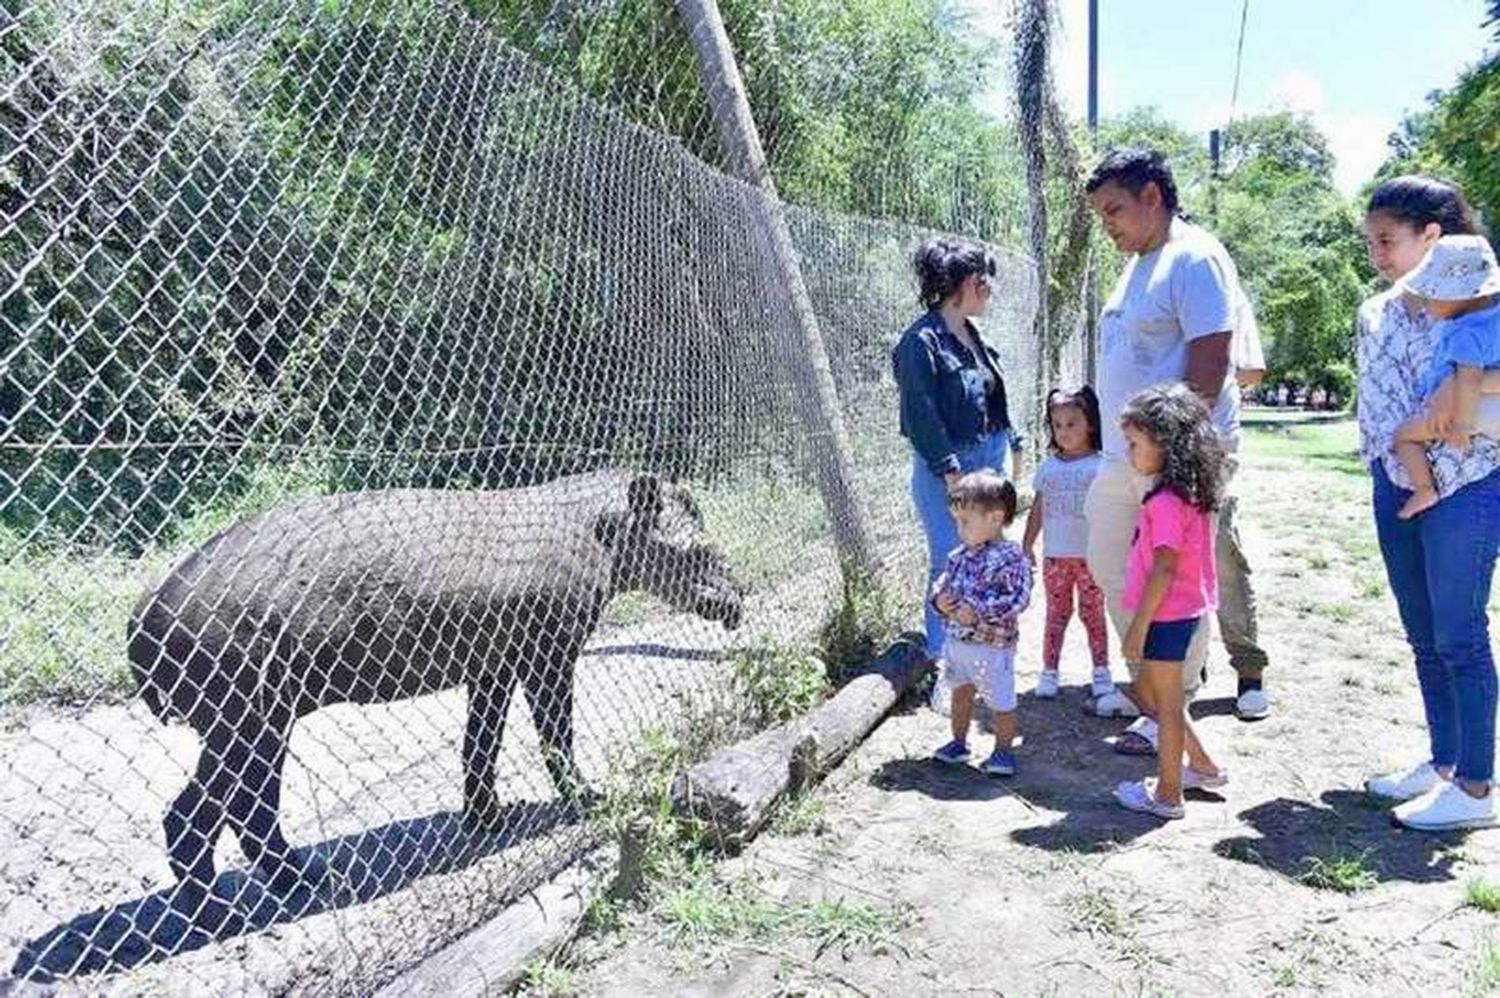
[[128, 471, 743, 897]]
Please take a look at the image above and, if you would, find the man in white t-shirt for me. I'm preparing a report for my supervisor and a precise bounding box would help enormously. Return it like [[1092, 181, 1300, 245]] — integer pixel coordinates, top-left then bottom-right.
[[1080, 148, 1272, 732]]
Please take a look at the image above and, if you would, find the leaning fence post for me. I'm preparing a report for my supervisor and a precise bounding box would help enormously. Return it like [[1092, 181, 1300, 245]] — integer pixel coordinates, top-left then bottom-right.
[[675, 0, 877, 577]]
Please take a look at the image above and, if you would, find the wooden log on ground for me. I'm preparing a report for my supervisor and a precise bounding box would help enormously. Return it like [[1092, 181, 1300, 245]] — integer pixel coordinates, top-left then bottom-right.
[[672, 633, 926, 845]]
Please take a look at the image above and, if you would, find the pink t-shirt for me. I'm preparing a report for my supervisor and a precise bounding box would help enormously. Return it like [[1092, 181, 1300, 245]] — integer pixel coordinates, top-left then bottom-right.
[[1122, 489, 1218, 621]]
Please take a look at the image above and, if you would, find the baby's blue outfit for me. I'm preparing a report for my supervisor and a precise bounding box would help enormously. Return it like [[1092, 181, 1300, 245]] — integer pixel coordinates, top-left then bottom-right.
[[1416, 301, 1500, 400]]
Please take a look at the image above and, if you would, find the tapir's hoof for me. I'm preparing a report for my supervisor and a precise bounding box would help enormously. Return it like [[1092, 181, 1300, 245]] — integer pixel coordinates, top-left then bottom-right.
[[462, 793, 506, 833]]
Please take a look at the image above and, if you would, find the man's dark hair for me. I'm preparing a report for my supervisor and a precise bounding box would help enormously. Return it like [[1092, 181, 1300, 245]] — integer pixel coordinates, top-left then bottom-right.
[[947, 470, 1017, 525], [1085, 147, 1180, 215]]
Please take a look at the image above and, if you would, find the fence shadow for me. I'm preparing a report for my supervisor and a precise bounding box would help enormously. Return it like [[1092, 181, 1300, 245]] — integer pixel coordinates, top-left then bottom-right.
[[10, 801, 578, 983], [1212, 790, 1469, 886]]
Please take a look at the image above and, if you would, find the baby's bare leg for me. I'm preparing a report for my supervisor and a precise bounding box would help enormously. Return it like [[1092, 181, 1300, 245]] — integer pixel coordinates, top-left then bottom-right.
[[1394, 413, 1441, 519]]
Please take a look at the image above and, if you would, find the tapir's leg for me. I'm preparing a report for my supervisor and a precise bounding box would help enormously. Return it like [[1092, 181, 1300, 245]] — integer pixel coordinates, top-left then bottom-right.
[[165, 728, 231, 893], [463, 668, 516, 828], [221, 715, 306, 892], [519, 630, 592, 806]]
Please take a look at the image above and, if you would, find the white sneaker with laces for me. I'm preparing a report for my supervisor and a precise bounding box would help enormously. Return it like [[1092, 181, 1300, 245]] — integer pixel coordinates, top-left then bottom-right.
[[1091, 668, 1117, 699], [1366, 761, 1444, 801], [1087, 688, 1141, 718], [1035, 670, 1061, 699], [1393, 781, 1498, 831], [1235, 687, 1270, 720]]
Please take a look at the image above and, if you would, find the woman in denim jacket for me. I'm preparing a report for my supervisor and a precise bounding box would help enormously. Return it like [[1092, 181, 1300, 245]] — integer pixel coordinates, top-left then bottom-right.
[[894, 238, 1022, 661]]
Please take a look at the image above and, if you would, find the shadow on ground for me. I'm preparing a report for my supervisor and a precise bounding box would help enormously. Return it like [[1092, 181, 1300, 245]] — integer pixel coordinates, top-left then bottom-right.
[[871, 686, 1242, 854], [11, 801, 579, 982], [1214, 790, 1469, 886]]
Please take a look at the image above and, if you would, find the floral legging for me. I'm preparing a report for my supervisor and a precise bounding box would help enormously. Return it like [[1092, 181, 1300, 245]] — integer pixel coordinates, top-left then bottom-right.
[[1042, 556, 1109, 671]]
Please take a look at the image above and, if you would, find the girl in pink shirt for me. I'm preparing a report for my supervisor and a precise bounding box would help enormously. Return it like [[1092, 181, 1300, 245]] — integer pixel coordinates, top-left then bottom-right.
[[1113, 384, 1229, 820]]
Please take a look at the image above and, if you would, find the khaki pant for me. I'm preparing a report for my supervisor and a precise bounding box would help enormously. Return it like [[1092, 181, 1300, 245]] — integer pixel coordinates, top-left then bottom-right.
[[1083, 456, 1268, 694]]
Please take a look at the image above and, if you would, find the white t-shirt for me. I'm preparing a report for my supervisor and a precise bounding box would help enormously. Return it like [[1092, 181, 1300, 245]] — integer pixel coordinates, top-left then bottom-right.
[[1097, 217, 1243, 457], [1231, 286, 1265, 373], [1032, 452, 1104, 558]]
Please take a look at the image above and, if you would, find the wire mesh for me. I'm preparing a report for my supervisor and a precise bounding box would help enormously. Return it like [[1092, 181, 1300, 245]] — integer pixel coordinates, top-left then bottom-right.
[[1, 0, 1042, 991]]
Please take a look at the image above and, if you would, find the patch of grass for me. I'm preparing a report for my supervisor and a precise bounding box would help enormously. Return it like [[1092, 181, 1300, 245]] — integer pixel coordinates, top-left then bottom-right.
[[518, 956, 574, 996], [1306, 552, 1332, 571], [1358, 576, 1388, 600], [696, 473, 828, 588], [1467, 879, 1500, 914], [768, 792, 828, 837], [655, 877, 909, 955], [1469, 937, 1500, 995], [730, 637, 830, 725], [818, 561, 907, 675], [796, 898, 909, 957], [601, 591, 654, 628], [1242, 420, 1363, 477], [1297, 851, 1379, 893], [1068, 890, 1124, 936]]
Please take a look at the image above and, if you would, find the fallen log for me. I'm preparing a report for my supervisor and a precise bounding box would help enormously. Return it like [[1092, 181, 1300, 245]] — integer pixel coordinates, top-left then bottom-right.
[[672, 633, 926, 845]]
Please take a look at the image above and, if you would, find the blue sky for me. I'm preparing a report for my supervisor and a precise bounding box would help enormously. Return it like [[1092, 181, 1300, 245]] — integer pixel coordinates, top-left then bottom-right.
[[971, 0, 1496, 194]]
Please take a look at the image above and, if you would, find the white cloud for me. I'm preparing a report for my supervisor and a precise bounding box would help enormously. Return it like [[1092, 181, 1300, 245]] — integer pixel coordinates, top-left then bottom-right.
[[1259, 70, 1391, 194], [1269, 68, 1325, 115], [1323, 111, 1394, 195]]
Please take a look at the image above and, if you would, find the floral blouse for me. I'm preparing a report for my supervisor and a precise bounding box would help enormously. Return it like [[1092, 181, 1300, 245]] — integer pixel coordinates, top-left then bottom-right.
[[1356, 288, 1500, 497], [930, 539, 1032, 648]]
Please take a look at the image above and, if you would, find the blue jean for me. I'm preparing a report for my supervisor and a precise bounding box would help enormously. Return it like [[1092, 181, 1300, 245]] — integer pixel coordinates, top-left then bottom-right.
[[912, 432, 1012, 658], [1372, 461, 1500, 783]]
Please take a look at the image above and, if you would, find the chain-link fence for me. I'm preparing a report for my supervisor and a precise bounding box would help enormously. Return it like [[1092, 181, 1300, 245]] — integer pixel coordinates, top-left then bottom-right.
[[2, 0, 1043, 991]]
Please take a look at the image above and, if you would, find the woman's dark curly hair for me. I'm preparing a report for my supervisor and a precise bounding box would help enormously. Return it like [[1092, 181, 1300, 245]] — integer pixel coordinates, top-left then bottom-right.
[[1045, 385, 1103, 453], [913, 237, 997, 308], [1119, 383, 1225, 513]]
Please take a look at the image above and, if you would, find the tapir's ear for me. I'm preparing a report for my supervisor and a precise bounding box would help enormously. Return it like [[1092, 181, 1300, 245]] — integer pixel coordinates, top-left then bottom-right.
[[627, 473, 663, 525]]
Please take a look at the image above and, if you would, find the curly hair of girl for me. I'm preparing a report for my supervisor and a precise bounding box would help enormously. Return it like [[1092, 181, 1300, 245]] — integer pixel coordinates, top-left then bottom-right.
[[1119, 383, 1227, 512]]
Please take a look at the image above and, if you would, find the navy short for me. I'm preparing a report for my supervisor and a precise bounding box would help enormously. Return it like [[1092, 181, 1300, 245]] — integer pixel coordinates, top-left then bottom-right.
[[1143, 617, 1201, 662]]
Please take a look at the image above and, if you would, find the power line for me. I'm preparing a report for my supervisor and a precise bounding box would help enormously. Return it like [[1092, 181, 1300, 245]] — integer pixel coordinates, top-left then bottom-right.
[[1228, 0, 1250, 128]]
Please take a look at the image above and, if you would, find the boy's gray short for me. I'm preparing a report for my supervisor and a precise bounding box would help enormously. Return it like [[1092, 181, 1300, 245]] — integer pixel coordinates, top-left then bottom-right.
[[942, 639, 1017, 712]]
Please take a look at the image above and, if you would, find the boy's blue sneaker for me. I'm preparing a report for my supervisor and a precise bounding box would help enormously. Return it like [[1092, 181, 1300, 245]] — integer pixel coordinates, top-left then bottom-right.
[[981, 750, 1017, 776], [932, 739, 971, 765]]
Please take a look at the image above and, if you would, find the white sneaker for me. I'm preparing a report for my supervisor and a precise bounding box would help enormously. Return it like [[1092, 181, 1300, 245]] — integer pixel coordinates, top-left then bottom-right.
[[1235, 687, 1270, 720], [1366, 761, 1444, 801], [1035, 670, 1061, 699], [1087, 688, 1141, 718], [1090, 668, 1117, 699], [1393, 782, 1498, 831]]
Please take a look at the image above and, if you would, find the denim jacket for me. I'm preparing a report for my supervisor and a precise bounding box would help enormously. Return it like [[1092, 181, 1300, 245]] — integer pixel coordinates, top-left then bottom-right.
[[893, 309, 1016, 477]]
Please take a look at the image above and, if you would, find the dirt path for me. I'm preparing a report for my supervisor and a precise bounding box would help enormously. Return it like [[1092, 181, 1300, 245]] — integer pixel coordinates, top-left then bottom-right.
[[561, 421, 1500, 996]]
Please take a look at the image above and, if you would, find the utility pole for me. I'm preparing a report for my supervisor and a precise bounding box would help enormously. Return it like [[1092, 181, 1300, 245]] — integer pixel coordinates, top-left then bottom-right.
[[1083, 0, 1098, 386], [676, 0, 877, 577], [1209, 127, 1221, 226]]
